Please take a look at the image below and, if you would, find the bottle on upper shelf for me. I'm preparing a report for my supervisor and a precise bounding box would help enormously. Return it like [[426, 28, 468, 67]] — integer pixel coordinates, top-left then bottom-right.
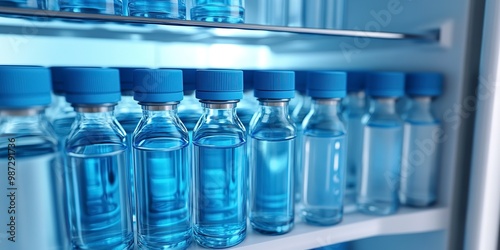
[[58, 0, 123, 15]]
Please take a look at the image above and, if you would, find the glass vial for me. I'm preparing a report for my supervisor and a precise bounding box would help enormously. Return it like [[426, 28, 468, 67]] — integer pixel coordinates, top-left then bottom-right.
[[63, 68, 133, 249], [249, 71, 296, 235], [301, 71, 347, 226], [132, 69, 192, 249], [400, 73, 443, 207], [190, 0, 245, 23], [192, 70, 247, 248], [0, 66, 70, 250], [58, 0, 122, 15], [341, 72, 366, 205], [128, 0, 186, 19], [357, 72, 405, 216], [291, 71, 310, 203]]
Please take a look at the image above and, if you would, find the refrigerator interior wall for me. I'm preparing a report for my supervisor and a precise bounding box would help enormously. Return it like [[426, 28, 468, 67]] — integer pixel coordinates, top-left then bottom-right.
[[0, 0, 484, 249]]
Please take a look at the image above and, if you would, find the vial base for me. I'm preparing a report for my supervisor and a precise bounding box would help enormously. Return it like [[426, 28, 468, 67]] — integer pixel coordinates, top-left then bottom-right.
[[399, 195, 436, 208], [357, 201, 399, 216], [129, 0, 186, 19], [301, 209, 343, 226], [194, 225, 246, 249], [190, 5, 244, 23], [250, 217, 294, 235]]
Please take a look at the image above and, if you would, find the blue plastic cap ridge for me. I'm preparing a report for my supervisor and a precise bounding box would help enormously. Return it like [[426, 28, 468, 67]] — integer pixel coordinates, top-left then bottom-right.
[[117, 67, 147, 92], [196, 70, 243, 101], [406, 72, 443, 96], [133, 69, 184, 103], [182, 69, 197, 91], [0, 66, 52, 108], [295, 71, 308, 94], [243, 70, 255, 90], [50, 67, 67, 95], [307, 71, 347, 98], [63, 68, 121, 105], [253, 71, 295, 99], [347, 71, 366, 92], [366, 72, 405, 97]]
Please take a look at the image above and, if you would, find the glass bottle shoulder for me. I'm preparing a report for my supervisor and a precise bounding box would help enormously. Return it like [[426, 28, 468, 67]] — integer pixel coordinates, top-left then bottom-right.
[[66, 113, 127, 155], [0, 113, 58, 156], [302, 110, 346, 137], [249, 108, 296, 141], [193, 106, 246, 148], [133, 114, 189, 151]]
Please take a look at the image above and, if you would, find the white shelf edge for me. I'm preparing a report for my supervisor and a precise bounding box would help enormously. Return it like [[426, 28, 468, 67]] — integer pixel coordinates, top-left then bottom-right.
[[190, 207, 449, 250]]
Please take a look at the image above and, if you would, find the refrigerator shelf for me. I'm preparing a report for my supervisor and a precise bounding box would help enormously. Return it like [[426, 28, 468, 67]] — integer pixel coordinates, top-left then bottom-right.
[[189, 207, 449, 250], [0, 7, 439, 48]]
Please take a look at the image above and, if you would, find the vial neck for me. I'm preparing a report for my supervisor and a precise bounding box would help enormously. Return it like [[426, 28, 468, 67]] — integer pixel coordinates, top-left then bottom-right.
[[311, 98, 342, 117], [74, 105, 116, 121], [370, 97, 398, 114], [141, 103, 179, 118], [345, 91, 366, 108], [201, 100, 239, 120], [0, 107, 46, 117], [408, 96, 433, 112], [258, 99, 289, 117]]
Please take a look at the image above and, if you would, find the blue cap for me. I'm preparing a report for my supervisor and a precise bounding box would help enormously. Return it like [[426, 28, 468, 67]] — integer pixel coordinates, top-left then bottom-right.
[[366, 72, 405, 97], [307, 71, 347, 98], [243, 70, 254, 90], [253, 71, 295, 99], [347, 71, 366, 92], [50, 67, 66, 95], [295, 71, 307, 94], [182, 69, 197, 91], [406, 72, 443, 96], [63, 68, 121, 105], [196, 70, 243, 100], [118, 67, 147, 92], [0, 66, 52, 108], [133, 69, 184, 103]]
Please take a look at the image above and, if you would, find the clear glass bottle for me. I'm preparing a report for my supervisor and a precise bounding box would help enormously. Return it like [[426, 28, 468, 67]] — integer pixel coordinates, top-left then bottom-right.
[[132, 69, 192, 249], [128, 0, 186, 19], [190, 0, 245, 23], [301, 71, 347, 226], [0, 66, 70, 250], [192, 70, 247, 248], [58, 0, 122, 15], [400, 72, 443, 207], [237, 70, 258, 130], [341, 72, 366, 205], [63, 68, 133, 249], [249, 71, 296, 235], [291, 70, 310, 203], [48, 67, 76, 153], [357, 72, 405, 216]]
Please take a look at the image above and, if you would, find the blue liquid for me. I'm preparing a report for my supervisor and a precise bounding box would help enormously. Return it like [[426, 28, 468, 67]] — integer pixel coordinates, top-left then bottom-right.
[[134, 140, 191, 249], [292, 97, 311, 203], [58, 0, 122, 15], [400, 122, 440, 207], [128, 0, 186, 19], [249, 138, 294, 235], [357, 124, 403, 215], [0, 142, 69, 250], [191, 0, 245, 23], [302, 134, 347, 226], [67, 145, 133, 250], [193, 136, 247, 248]]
